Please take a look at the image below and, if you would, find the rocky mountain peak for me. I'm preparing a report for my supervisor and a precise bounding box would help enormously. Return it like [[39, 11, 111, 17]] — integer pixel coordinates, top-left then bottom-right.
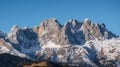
[[40, 18, 62, 29], [11, 25, 19, 31], [82, 18, 91, 28], [80, 18, 117, 41], [39, 18, 62, 35], [84, 18, 91, 22], [68, 19, 78, 25], [37, 18, 117, 46], [6, 25, 39, 53], [64, 19, 78, 28], [8, 25, 20, 37]]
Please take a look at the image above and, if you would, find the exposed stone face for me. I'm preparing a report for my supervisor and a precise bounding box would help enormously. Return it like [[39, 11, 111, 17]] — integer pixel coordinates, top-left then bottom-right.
[[37, 18, 117, 46], [7, 25, 19, 44], [7, 26, 38, 43], [0, 38, 12, 50], [38, 18, 63, 46], [38, 18, 62, 36], [6, 18, 117, 48], [39, 23, 45, 35], [39, 19, 82, 46], [33, 26, 39, 35], [36, 46, 88, 63], [6, 25, 39, 52], [80, 19, 116, 41], [61, 20, 84, 45], [83, 18, 91, 28]]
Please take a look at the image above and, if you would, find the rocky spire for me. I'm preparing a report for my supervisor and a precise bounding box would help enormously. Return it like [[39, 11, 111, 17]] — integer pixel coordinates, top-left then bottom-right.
[[64, 19, 78, 29], [7, 25, 20, 44], [81, 19, 116, 41], [83, 18, 91, 28], [11, 25, 19, 31], [39, 18, 62, 35]]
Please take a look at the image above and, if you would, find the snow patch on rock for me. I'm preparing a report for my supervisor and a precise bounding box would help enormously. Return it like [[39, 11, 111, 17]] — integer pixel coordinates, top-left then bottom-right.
[[42, 41, 61, 49]]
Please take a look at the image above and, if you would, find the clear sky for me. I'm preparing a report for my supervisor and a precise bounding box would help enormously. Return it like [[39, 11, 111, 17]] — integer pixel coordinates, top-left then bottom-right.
[[0, 0, 120, 36]]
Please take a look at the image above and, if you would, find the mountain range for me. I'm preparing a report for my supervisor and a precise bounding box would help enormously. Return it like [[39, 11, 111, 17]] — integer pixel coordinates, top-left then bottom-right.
[[0, 18, 120, 67]]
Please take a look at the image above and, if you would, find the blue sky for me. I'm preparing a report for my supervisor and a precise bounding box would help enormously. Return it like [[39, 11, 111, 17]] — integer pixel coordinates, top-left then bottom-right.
[[0, 0, 120, 36]]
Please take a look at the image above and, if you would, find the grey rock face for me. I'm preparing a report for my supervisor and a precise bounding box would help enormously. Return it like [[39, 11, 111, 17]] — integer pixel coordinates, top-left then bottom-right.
[[6, 18, 117, 49], [7, 25, 38, 44], [39, 19, 84, 46], [38, 18, 62, 35], [81, 19, 116, 41], [61, 19, 84, 45], [35, 46, 89, 63], [38, 18, 117, 46], [6, 25, 40, 57], [38, 18, 63, 46]]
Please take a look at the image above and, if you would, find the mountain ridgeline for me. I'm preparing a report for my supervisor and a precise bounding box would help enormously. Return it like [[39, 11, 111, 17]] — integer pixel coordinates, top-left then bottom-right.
[[8, 18, 116, 46], [0, 18, 119, 67]]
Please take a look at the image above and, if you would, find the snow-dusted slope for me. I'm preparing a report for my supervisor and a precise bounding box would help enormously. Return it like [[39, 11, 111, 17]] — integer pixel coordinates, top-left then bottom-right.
[[0, 38, 26, 58], [83, 38, 120, 67], [36, 41, 98, 66], [41, 41, 61, 49], [35, 38, 120, 66], [6, 25, 41, 58]]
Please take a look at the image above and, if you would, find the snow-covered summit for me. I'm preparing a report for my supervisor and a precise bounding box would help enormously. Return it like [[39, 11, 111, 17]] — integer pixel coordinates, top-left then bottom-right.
[[84, 18, 91, 22]]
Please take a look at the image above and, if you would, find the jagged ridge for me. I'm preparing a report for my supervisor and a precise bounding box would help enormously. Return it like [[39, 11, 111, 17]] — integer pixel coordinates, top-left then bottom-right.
[[0, 18, 119, 67]]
